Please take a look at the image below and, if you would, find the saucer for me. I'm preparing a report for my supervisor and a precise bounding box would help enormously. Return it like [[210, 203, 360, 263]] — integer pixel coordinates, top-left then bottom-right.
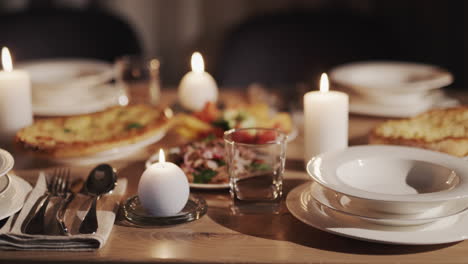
[[0, 174, 32, 220], [287, 182, 468, 245], [307, 145, 468, 214], [122, 195, 207, 226], [309, 181, 468, 226]]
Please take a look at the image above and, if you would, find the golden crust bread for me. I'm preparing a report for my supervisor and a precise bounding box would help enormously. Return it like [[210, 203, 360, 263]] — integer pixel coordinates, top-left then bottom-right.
[[369, 106, 468, 157], [16, 105, 172, 158]]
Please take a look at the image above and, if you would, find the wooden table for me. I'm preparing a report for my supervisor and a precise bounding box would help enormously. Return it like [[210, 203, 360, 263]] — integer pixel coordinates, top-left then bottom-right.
[[1, 89, 467, 264]]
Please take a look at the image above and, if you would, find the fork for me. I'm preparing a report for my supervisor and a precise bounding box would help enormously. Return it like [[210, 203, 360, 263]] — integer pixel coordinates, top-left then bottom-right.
[[55, 170, 71, 235], [23, 168, 68, 235]]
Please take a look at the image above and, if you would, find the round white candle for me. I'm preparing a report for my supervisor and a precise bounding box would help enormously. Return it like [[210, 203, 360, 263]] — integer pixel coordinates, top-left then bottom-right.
[[178, 52, 218, 111], [138, 149, 190, 217], [304, 73, 349, 162], [0, 47, 32, 146]]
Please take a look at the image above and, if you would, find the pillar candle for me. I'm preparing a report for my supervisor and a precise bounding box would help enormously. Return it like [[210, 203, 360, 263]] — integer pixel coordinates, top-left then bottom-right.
[[0, 47, 32, 146], [304, 73, 349, 162]]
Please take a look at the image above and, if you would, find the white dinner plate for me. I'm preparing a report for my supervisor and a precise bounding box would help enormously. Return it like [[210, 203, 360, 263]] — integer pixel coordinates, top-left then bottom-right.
[[145, 150, 229, 190], [309, 181, 468, 226], [330, 61, 453, 94], [349, 90, 459, 118], [0, 149, 14, 178], [0, 174, 32, 220], [32, 83, 124, 116], [53, 129, 168, 165], [287, 182, 468, 245]]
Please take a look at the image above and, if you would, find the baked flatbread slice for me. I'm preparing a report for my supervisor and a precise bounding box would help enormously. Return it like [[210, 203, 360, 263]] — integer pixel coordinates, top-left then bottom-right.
[[369, 107, 468, 157], [16, 104, 172, 158]]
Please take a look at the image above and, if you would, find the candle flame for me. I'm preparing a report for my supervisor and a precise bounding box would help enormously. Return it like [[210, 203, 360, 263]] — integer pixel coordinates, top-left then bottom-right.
[[320, 73, 329, 93], [159, 149, 165, 163], [191, 52, 204, 73], [2, 47, 13, 72]]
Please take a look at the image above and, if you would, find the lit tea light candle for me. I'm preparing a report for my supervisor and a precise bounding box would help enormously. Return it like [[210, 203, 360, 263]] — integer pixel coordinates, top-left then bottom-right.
[[178, 52, 218, 111], [138, 149, 190, 217], [0, 47, 32, 146], [304, 73, 349, 162]]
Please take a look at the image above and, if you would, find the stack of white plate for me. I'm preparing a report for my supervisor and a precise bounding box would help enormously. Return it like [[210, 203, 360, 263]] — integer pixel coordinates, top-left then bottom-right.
[[330, 61, 458, 117], [287, 145, 468, 245], [0, 149, 32, 221], [18, 59, 124, 116]]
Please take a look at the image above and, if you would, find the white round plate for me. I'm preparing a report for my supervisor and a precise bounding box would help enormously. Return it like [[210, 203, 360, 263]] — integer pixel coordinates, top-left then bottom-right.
[[349, 90, 459, 118], [0, 149, 14, 178], [145, 150, 229, 190], [307, 145, 468, 203], [309, 181, 468, 227], [32, 83, 124, 116], [287, 182, 468, 245], [53, 129, 168, 165], [330, 61, 453, 94], [0, 174, 32, 220], [18, 59, 113, 88]]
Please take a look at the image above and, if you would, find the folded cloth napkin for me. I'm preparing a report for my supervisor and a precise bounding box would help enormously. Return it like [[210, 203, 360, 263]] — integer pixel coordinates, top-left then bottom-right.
[[0, 173, 127, 251]]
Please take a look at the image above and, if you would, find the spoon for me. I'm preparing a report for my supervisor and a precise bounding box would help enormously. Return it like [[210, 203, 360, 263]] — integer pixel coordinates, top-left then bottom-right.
[[79, 164, 117, 234]]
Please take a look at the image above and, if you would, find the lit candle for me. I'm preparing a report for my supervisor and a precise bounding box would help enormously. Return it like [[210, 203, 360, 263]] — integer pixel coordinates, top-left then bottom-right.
[[178, 52, 218, 111], [0, 47, 32, 146], [138, 149, 190, 217], [304, 73, 349, 162]]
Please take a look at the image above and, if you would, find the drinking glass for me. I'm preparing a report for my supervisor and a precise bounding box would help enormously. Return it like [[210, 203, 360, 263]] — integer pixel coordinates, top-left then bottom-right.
[[224, 128, 287, 214], [114, 55, 161, 106]]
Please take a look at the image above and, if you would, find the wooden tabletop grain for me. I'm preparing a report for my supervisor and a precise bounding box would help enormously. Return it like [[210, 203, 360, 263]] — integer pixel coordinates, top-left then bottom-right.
[[1, 89, 467, 264]]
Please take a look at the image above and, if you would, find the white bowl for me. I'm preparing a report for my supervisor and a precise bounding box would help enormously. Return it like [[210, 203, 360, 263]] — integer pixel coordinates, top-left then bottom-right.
[[330, 61, 453, 95], [307, 145, 468, 214], [0, 149, 14, 179]]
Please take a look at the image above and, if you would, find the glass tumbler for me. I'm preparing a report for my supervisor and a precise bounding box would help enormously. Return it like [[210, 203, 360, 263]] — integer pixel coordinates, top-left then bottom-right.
[[114, 55, 161, 106], [224, 128, 287, 214]]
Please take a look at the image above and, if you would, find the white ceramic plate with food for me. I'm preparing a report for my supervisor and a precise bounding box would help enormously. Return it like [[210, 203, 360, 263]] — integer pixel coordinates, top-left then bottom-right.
[[330, 61, 453, 94], [307, 145, 468, 214], [287, 182, 468, 245], [146, 144, 230, 190], [53, 129, 168, 166], [0, 174, 32, 220]]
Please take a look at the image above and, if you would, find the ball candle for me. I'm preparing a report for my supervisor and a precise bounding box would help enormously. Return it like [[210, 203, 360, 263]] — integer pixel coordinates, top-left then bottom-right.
[[304, 73, 349, 162], [178, 52, 218, 111], [138, 149, 190, 217], [0, 47, 32, 146]]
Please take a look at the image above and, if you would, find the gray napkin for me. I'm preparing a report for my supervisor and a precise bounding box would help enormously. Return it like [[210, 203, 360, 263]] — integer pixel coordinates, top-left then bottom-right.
[[0, 173, 127, 251]]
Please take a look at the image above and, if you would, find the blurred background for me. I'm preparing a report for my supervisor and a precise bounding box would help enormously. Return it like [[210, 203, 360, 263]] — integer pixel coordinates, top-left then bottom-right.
[[0, 0, 464, 90]]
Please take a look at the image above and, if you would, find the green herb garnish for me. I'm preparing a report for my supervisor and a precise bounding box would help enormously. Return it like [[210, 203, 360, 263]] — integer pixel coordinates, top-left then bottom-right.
[[63, 128, 72, 133], [193, 169, 217, 184], [126, 122, 144, 130], [202, 134, 216, 142], [211, 119, 230, 131]]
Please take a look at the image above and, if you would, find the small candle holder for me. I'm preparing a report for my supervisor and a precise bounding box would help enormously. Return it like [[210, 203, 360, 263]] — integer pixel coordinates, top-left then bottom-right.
[[121, 194, 207, 226]]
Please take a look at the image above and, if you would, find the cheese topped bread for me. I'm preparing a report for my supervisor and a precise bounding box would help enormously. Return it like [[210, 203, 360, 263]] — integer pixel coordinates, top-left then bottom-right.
[[369, 107, 468, 157], [16, 104, 171, 158]]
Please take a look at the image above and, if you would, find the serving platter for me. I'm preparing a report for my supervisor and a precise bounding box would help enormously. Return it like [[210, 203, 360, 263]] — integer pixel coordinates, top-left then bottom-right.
[[287, 182, 468, 245], [0, 174, 31, 220]]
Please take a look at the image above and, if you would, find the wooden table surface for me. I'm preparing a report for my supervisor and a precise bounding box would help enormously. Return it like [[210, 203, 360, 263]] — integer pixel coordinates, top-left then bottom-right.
[[1, 89, 467, 264]]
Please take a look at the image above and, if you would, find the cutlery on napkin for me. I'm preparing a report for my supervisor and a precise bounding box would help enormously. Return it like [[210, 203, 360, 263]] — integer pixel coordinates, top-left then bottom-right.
[[0, 173, 127, 251]]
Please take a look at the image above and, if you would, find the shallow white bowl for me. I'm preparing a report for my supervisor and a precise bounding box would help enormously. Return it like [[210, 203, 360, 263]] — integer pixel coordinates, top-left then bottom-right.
[[330, 61, 453, 95], [307, 145, 468, 214]]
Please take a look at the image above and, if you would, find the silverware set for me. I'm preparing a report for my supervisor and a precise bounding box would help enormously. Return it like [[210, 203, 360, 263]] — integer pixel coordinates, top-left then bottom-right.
[[22, 164, 117, 236]]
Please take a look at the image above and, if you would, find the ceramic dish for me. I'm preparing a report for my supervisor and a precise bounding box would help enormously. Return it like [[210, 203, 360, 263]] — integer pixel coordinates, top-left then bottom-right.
[[0, 174, 31, 220], [330, 61, 453, 95], [145, 148, 230, 189], [52, 129, 167, 165], [309, 181, 468, 226], [307, 145, 468, 214], [0, 174, 15, 200], [0, 149, 14, 179], [287, 182, 468, 245]]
